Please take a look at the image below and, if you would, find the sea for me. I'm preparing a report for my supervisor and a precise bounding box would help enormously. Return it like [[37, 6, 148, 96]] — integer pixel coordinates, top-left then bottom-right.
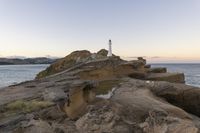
[[152, 64, 200, 87], [0, 64, 200, 88], [0, 64, 49, 88]]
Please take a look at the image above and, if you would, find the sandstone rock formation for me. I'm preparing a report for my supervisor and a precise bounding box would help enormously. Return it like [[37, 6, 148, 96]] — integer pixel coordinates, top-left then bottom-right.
[[1, 49, 199, 133], [36, 49, 113, 79], [36, 50, 92, 79]]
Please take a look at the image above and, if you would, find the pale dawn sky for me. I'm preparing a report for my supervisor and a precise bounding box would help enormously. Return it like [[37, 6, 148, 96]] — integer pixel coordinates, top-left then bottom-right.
[[0, 0, 200, 63]]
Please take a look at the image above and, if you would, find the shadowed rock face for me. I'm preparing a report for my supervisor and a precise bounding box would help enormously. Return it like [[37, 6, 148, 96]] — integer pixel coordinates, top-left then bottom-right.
[[150, 83, 200, 118], [1, 49, 199, 133], [96, 49, 108, 57], [147, 67, 167, 73]]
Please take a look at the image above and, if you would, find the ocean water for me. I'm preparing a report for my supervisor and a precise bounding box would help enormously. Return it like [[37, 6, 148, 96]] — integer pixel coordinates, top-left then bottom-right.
[[152, 64, 200, 87], [0, 64, 49, 88], [0, 64, 200, 89]]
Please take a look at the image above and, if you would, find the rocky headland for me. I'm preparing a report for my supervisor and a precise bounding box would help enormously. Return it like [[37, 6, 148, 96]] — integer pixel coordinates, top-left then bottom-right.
[[0, 49, 200, 133], [0, 57, 56, 65]]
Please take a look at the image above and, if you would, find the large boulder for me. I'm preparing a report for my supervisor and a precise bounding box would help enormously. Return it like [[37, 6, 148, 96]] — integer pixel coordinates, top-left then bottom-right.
[[149, 82, 200, 118], [74, 78, 199, 133], [96, 49, 108, 57], [36, 50, 92, 79]]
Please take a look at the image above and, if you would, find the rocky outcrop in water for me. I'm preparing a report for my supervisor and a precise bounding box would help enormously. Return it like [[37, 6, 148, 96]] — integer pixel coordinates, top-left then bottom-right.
[[1, 49, 199, 133]]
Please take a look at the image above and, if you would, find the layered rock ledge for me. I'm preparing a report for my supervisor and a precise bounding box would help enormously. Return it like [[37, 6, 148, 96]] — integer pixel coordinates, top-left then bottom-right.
[[1, 49, 199, 133]]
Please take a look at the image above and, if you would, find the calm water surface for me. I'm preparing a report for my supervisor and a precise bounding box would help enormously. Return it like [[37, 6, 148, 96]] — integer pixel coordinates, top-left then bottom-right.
[[0, 64, 200, 88], [0, 64, 49, 88]]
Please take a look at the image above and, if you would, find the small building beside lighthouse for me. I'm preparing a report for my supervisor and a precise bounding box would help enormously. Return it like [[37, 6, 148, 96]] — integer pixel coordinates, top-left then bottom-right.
[[107, 39, 112, 57]]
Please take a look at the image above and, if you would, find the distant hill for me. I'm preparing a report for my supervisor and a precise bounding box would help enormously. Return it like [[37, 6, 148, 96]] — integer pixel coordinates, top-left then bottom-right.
[[0, 57, 57, 65]]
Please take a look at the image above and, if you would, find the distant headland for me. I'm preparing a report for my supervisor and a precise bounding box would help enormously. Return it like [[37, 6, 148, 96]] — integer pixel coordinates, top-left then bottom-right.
[[0, 57, 57, 65]]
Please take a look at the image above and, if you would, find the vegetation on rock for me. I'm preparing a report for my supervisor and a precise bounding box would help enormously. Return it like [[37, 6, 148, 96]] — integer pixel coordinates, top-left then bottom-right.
[[6, 100, 54, 113]]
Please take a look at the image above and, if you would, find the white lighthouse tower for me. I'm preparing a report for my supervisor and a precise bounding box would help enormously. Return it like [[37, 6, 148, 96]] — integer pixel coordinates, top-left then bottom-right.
[[108, 39, 112, 57]]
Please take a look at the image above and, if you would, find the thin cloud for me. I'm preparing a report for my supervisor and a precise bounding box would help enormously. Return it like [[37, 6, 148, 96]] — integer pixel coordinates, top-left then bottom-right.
[[122, 56, 147, 59]]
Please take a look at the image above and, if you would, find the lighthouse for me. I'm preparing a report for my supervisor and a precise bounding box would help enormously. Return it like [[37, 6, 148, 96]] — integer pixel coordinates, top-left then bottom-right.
[[108, 39, 112, 57]]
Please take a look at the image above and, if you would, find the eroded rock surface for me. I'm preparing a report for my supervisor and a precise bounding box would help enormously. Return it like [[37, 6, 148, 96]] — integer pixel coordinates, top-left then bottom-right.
[[1, 50, 199, 133]]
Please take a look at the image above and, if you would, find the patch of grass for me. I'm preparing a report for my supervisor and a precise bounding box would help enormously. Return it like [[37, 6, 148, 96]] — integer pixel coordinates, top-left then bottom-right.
[[6, 100, 54, 113]]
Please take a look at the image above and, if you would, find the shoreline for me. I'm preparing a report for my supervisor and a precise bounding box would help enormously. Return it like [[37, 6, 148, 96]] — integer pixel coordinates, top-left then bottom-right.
[[0, 64, 49, 90], [1, 64, 200, 89], [1, 50, 200, 132]]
